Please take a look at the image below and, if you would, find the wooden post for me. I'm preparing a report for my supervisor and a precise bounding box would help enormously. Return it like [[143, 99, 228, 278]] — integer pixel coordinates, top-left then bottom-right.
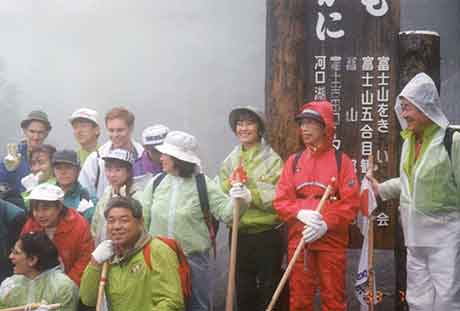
[[396, 30, 440, 311], [265, 0, 306, 160]]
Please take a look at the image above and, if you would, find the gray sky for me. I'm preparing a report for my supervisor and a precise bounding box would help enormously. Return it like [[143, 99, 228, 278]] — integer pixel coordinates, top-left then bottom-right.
[[0, 0, 266, 175]]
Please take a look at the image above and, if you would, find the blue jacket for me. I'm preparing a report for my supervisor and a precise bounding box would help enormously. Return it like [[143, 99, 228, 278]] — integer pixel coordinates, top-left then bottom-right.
[[0, 142, 30, 194], [58, 182, 97, 223]]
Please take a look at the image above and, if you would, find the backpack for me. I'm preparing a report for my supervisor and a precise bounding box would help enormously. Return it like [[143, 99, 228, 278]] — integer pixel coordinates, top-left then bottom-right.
[[143, 237, 192, 304], [443, 126, 460, 161], [151, 172, 219, 258]]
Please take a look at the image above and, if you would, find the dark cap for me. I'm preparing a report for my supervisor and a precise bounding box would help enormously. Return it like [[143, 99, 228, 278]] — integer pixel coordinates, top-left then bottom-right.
[[52, 149, 80, 167], [295, 107, 325, 126], [104, 196, 143, 219], [21, 110, 52, 131]]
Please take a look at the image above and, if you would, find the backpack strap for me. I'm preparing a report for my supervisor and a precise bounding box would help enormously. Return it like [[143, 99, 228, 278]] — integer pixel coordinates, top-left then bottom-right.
[[195, 173, 217, 258], [143, 240, 153, 271], [292, 151, 303, 174], [151, 172, 167, 195], [94, 150, 101, 191], [443, 127, 455, 161]]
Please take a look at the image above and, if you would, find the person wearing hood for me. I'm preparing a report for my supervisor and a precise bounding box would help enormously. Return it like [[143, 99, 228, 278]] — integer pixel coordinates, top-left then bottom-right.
[[217, 106, 283, 311], [21, 183, 94, 286], [142, 130, 252, 311], [274, 100, 360, 310], [0, 110, 52, 197], [78, 107, 144, 199], [80, 196, 185, 311], [367, 72, 460, 310], [0, 231, 79, 311]]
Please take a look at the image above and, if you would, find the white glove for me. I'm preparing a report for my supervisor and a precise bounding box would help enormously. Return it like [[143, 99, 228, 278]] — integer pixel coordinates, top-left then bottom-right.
[[229, 183, 252, 204], [91, 240, 114, 264], [4, 143, 21, 172], [35, 304, 51, 311], [21, 173, 40, 192], [296, 209, 323, 227], [77, 199, 94, 213], [302, 220, 328, 243]]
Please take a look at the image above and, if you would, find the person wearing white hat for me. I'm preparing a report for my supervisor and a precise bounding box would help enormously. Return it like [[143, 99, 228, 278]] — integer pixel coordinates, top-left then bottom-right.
[[133, 124, 169, 178], [69, 108, 100, 165], [78, 107, 144, 200], [91, 148, 144, 246], [142, 130, 252, 311], [21, 183, 94, 286]]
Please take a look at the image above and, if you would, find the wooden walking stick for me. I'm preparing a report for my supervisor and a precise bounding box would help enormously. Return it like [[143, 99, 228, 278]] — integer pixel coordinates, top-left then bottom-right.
[[266, 177, 335, 311], [225, 160, 248, 311], [367, 212, 376, 311], [96, 262, 109, 311], [0, 304, 61, 311]]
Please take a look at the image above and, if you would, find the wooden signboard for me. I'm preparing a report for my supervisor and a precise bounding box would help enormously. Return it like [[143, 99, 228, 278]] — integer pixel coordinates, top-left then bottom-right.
[[303, 0, 400, 249]]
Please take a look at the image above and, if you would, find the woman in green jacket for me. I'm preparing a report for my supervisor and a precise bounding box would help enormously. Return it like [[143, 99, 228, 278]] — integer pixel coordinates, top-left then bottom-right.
[[0, 232, 78, 310], [142, 130, 252, 311]]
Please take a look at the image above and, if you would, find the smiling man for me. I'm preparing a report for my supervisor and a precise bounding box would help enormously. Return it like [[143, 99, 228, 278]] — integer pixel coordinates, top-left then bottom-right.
[[80, 196, 185, 311], [367, 72, 460, 310], [78, 107, 144, 199], [69, 108, 100, 165]]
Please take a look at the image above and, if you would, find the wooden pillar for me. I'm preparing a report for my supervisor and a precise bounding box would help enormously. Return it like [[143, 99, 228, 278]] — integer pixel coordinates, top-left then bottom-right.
[[265, 0, 306, 159], [395, 30, 441, 311]]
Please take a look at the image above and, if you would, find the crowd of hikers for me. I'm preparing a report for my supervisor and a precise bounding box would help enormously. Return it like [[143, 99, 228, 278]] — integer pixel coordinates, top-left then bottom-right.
[[1, 72, 460, 311]]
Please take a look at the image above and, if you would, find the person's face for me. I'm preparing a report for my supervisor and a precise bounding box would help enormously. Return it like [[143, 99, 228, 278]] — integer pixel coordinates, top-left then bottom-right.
[[236, 119, 260, 148], [32, 201, 62, 229], [30, 152, 52, 179], [106, 118, 132, 149], [54, 163, 79, 188], [399, 98, 432, 135], [159, 154, 176, 175], [144, 145, 161, 164], [106, 207, 142, 249], [72, 119, 99, 147], [9, 240, 37, 276], [299, 118, 326, 147], [105, 161, 130, 188], [24, 121, 48, 149]]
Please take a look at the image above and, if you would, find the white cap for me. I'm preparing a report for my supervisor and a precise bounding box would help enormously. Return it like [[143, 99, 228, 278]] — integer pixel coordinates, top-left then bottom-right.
[[102, 148, 135, 165], [142, 124, 170, 146], [69, 108, 99, 126], [29, 184, 65, 201], [156, 131, 201, 165]]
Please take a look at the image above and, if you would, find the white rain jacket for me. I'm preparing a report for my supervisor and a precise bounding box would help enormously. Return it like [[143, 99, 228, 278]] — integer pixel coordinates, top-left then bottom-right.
[[380, 73, 460, 247], [0, 266, 78, 311], [78, 140, 144, 199]]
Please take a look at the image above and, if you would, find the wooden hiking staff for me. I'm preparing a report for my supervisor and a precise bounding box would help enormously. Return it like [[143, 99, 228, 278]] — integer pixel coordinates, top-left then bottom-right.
[[225, 160, 248, 311], [0, 303, 61, 311], [266, 177, 335, 311], [96, 262, 109, 311]]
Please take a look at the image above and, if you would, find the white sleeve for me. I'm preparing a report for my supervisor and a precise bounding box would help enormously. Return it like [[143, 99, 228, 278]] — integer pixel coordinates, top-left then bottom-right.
[[79, 152, 99, 198], [379, 177, 401, 201]]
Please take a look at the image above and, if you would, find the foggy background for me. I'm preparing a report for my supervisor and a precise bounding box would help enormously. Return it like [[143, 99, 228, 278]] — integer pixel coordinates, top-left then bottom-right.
[[0, 1, 459, 310]]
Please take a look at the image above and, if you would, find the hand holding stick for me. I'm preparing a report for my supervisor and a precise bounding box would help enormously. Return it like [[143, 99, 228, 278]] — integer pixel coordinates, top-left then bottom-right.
[[266, 177, 335, 311]]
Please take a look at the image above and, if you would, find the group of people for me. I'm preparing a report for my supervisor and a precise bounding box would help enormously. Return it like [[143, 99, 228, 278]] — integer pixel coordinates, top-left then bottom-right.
[[0, 72, 458, 311]]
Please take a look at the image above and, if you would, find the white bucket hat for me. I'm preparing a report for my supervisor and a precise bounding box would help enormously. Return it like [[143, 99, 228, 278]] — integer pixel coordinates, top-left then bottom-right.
[[142, 124, 170, 146], [69, 108, 99, 126], [29, 184, 65, 201], [156, 131, 201, 165], [102, 149, 135, 166]]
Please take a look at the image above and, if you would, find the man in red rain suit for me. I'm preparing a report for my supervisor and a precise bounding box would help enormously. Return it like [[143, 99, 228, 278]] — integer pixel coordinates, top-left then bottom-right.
[[274, 100, 360, 310]]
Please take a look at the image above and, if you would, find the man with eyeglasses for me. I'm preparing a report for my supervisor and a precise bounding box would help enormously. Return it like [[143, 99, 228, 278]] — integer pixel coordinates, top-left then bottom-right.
[[0, 110, 52, 198]]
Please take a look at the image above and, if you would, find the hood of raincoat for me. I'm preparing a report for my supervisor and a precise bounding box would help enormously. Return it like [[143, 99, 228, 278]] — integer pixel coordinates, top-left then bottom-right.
[[297, 100, 335, 147], [395, 72, 449, 130]]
